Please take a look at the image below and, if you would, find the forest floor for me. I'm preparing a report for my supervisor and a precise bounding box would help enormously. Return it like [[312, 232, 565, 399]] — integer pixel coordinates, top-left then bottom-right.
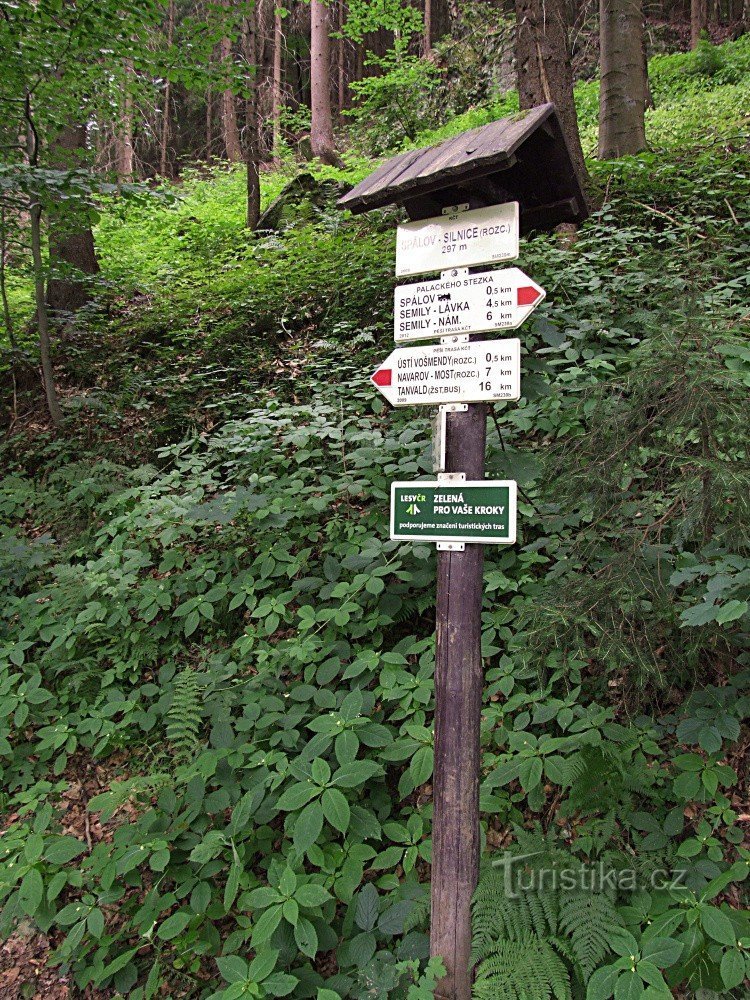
[[0, 34, 749, 1000]]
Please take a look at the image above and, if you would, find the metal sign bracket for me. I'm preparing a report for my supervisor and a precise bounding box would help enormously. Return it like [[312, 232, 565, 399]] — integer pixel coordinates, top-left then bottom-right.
[[442, 203, 470, 216], [436, 472, 467, 549], [432, 407, 468, 473], [440, 334, 470, 345]]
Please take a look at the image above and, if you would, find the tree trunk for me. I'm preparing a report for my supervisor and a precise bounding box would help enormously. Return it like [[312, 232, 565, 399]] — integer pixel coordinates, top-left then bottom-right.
[[424, 0, 433, 53], [0, 206, 17, 351], [433, 0, 451, 39], [243, 9, 261, 229], [31, 201, 63, 427], [220, 0, 242, 162], [206, 87, 213, 160], [515, 0, 589, 191], [691, 0, 708, 45], [116, 60, 134, 183], [24, 94, 63, 426], [310, 0, 340, 165], [337, 0, 346, 112], [160, 0, 174, 175], [598, 0, 647, 158], [272, 5, 284, 160], [46, 124, 100, 315]]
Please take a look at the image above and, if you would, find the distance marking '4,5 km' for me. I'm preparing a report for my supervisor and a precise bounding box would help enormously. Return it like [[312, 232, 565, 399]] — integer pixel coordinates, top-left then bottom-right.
[[394, 266, 545, 343]]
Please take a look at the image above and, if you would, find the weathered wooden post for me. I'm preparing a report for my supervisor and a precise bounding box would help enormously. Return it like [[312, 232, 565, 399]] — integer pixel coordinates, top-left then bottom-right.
[[338, 103, 587, 1000], [430, 400, 487, 999]]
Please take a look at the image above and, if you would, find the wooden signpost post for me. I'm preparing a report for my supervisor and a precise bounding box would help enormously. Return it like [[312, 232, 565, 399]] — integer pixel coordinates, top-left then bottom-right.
[[338, 104, 587, 1000]]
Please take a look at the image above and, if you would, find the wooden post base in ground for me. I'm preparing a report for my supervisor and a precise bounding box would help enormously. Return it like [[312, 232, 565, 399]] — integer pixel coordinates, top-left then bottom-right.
[[430, 402, 487, 1000]]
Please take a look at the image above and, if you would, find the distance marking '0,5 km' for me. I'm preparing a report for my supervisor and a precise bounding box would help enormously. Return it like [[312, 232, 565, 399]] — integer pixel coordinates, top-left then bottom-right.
[[371, 338, 521, 407]]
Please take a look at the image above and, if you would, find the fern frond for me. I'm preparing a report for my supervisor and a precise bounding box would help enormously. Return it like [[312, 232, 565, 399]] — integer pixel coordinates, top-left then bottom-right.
[[166, 668, 203, 760], [403, 891, 430, 933], [559, 889, 622, 978], [472, 934, 572, 1000], [471, 870, 558, 960]]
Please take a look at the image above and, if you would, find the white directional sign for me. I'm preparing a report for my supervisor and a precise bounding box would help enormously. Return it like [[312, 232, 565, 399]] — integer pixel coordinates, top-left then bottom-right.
[[371, 338, 520, 407], [394, 266, 545, 343], [395, 203, 519, 278]]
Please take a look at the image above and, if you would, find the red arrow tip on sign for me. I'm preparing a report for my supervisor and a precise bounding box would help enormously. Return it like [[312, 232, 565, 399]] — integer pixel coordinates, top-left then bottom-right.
[[372, 368, 392, 387], [517, 285, 541, 306]]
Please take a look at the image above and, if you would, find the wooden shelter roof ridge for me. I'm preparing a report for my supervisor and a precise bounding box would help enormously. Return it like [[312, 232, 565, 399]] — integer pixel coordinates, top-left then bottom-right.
[[338, 103, 556, 214]]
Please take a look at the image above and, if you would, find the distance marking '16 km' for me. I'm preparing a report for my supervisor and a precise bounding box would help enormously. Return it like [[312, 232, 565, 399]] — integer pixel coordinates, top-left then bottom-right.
[[395, 202, 519, 278], [394, 266, 545, 343], [391, 480, 517, 544], [371, 338, 520, 407]]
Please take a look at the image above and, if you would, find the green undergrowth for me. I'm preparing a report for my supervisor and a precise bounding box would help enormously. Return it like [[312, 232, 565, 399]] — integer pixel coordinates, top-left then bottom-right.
[[1, 32, 750, 1000]]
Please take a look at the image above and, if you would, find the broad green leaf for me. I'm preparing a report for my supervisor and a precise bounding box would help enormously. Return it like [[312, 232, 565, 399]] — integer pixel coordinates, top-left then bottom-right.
[[157, 911, 191, 940], [294, 800, 324, 854], [276, 782, 319, 812], [332, 760, 383, 788], [19, 868, 44, 917], [720, 948, 746, 989], [586, 963, 619, 1000], [518, 756, 543, 792], [247, 948, 278, 983], [216, 955, 250, 983], [409, 746, 433, 786], [264, 972, 299, 996], [322, 787, 350, 833], [247, 886, 281, 909], [191, 881, 212, 913], [251, 903, 283, 945], [295, 915, 318, 958], [700, 905, 736, 945], [279, 867, 297, 896], [87, 908, 105, 938], [356, 883, 379, 931], [295, 883, 330, 908], [613, 970, 645, 1000], [224, 863, 241, 912]]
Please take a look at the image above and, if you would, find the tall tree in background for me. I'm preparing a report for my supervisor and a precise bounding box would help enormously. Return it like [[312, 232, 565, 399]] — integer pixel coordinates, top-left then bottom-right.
[[272, 4, 284, 160], [159, 0, 175, 176], [514, 0, 589, 190], [423, 0, 433, 53], [310, 0, 340, 164], [242, 5, 261, 228], [691, 0, 708, 46], [598, 0, 647, 158], [221, 0, 243, 161], [46, 124, 100, 315], [115, 60, 135, 183]]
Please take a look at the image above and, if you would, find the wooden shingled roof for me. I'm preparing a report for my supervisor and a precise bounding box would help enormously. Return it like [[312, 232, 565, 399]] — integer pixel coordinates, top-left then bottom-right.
[[338, 103, 588, 233]]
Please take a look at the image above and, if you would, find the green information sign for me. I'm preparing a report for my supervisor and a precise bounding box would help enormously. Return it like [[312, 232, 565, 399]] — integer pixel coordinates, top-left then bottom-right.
[[390, 480, 517, 544]]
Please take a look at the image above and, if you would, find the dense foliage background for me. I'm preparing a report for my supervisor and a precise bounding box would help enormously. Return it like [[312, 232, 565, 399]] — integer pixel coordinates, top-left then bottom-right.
[[0, 17, 749, 1000]]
